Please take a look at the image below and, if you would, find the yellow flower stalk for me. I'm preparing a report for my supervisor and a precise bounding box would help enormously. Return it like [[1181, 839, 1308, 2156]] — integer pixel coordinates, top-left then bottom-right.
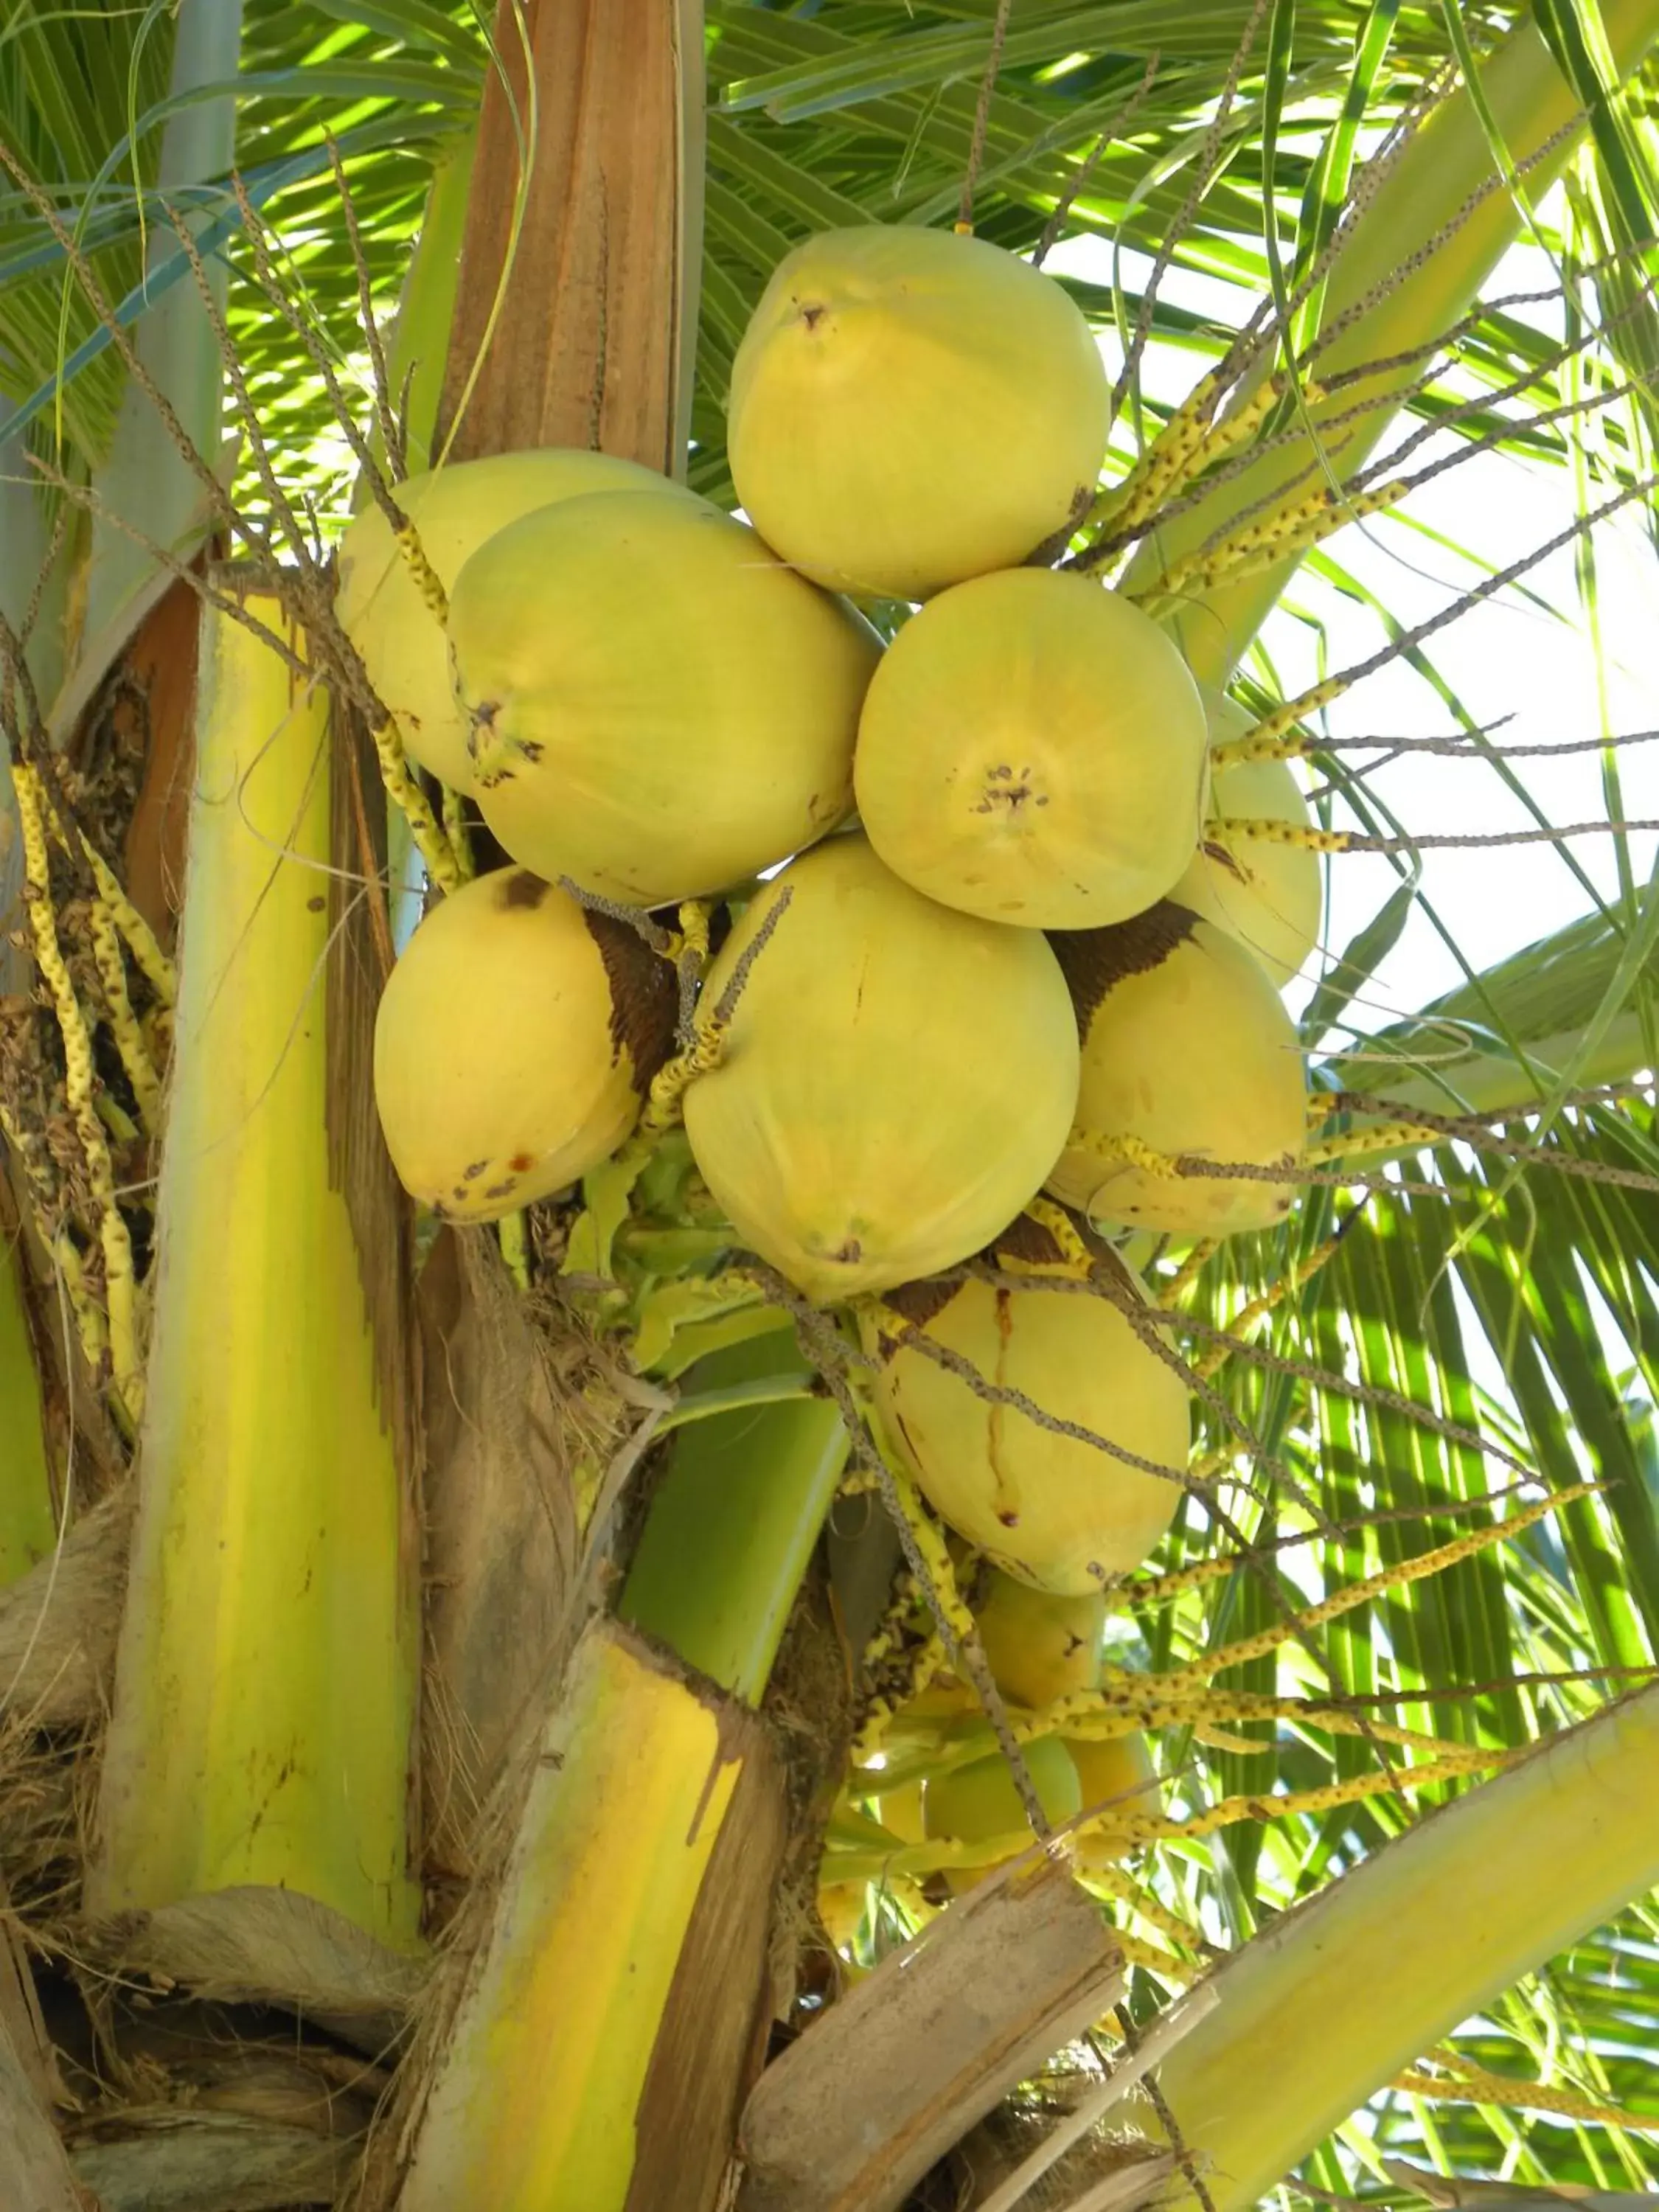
[[87, 595, 420, 1949], [1152, 1683, 1659, 2210], [1126, 0, 1659, 683]]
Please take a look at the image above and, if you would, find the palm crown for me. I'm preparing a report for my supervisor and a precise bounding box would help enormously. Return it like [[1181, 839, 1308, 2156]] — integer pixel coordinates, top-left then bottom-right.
[[1, 4, 1658, 2208]]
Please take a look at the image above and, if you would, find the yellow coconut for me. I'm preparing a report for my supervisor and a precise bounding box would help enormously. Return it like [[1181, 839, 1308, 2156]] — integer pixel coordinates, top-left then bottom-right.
[[975, 1571, 1107, 1711], [877, 1680, 979, 1744], [335, 449, 687, 787], [923, 1735, 1082, 1861], [373, 866, 676, 1221], [1068, 1732, 1158, 1869], [874, 1259, 1189, 1597], [1046, 902, 1307, 1239], [448, 492, 880, 905], [728, 224, 1108, 602], [1068, 1731, 1156, 1815], [681, 835, 1080, 1301], [816, 1880, 869, 1956], [1169, 686, 1323, 987], [854, 567, 1208, 928]]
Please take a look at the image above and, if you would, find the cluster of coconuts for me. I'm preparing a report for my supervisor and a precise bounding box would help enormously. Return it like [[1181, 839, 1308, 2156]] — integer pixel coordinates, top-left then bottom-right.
[[347, 222, 1324, 1610], [818, 1570, 1159, 1933]]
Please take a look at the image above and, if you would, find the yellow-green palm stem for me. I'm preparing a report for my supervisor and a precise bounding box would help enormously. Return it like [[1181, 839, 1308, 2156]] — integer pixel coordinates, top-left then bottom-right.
[[1124, 0, 1659, 681], [0, 1242, 55, 1585], [1150, 1682, 1659, 2210], [88, 595, 420, 1948], [399, 1616, 765, 2211], [621, 1332, 849, 1708]]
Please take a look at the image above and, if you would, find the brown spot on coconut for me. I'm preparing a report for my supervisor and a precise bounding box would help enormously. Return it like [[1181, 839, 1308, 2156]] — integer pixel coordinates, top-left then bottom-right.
[[498, 869, 549, 910]]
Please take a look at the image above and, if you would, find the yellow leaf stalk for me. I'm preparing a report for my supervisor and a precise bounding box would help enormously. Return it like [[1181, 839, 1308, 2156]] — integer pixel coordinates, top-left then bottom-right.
[[1150, 1683, 1659, 2209], [400, 1334, 846, 2211], [400, 1618, 748, 2211], [87, 596, 420, 1948]]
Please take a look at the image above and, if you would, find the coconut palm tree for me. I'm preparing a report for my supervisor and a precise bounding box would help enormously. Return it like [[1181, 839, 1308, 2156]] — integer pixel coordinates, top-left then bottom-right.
[[2, 3, 1658, 2208]]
